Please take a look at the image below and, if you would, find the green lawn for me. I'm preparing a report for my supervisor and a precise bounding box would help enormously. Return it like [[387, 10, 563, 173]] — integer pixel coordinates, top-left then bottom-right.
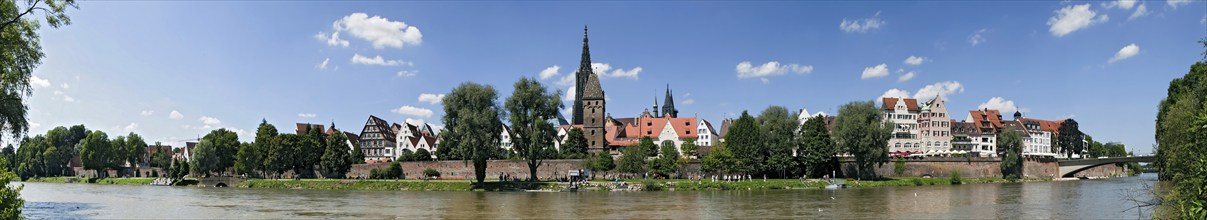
[[236, 179, 562, 191]]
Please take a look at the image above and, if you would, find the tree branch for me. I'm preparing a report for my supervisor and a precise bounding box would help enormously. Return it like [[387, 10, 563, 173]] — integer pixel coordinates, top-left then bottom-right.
[[0, 0, 44, 31]]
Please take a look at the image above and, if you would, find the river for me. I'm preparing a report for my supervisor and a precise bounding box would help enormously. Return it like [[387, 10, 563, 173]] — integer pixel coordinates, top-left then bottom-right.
[[17, 174, 1157, 219]]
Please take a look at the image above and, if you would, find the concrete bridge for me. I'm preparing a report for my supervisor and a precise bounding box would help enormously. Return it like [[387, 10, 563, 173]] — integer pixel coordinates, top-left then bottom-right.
[[198, 177, 244, 187], [1057, 156, 1154, 178]]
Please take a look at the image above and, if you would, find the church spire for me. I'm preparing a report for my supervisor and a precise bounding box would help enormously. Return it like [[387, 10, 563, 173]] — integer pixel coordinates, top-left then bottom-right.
[[662, 84, 677, 118], [572, 25, 593, 125], [653, 91, 660, 117]]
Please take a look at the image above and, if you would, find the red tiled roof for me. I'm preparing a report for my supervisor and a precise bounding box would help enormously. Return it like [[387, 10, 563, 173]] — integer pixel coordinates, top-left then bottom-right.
[[968, 109, 1004, 133], [882, 97, 920, 111]]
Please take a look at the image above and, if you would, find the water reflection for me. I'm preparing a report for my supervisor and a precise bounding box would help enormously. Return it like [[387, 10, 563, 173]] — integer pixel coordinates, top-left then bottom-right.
[[19, 174, 1157, 219]]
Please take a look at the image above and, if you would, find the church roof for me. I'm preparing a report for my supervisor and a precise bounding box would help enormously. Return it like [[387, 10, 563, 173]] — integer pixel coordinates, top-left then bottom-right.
[[583, 72, 605, 99]]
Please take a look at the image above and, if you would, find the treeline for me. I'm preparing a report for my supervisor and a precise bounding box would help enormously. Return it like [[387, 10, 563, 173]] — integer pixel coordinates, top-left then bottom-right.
[[0, 125, 169, 179], [1155, 57, 1207, 218], [700, 103, 892, 179], [226, 120, 366, 179]]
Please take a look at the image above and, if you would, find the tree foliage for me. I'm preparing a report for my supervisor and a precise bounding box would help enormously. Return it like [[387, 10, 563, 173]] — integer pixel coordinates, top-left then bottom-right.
[[701, 145, 739, 175], [234, 142, 259, 176], [650, 140, 681, 178], [0, 0, 77, 146], [759, 106, 797, 178], [505, 77, 562, 181], [998, 128, 1024, 180], [617, 146, 646, 175], [585, 152, 615, 176], [414, 148, 432, 161], [797, 115, 837, 178], [320, 129, 353, 179], [726, 111, 763, 175], [189, 129, 239, 177], [832, 101, 893, 180], [79, 130, 115, 177], [561, 128, 589, 159], [680, 138, 698, 159], [1056, 119, 1084, 158], [442, 82, 503, 184], [1, 156, 23, 220], [1156, 61, 1207, 218]]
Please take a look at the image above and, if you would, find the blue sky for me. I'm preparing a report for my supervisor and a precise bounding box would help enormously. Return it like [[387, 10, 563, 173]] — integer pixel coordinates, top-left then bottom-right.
[[21, 1, 1207, 154]]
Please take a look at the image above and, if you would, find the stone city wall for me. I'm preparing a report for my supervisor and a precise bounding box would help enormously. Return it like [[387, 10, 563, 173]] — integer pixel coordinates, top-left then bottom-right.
[[349, 159, 590, 180], [839, 157, 1125, 179]]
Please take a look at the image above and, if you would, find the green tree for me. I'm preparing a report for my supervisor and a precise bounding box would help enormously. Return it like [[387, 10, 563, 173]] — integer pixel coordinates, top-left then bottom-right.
[[301, 126, 326, 177], [759, 106, 798, 178], [124, 132, 146, 167], [396, 149, 414, 162], [637, 137, 657, 158], [505, 77, 563, 181], [0, 0, 77, 149], [586, 153, 615, 178], [1, 156, 23, 219], [388, 161, 403, 179], [701, 145, 739, 175], [1, 145, 14, 172], [617, 146, 646, 176], [189, 129, 239, 177], [150, 147, 170, 169], [234, 142, 259, 176], [414, 148, 432, 161], [79, 130, 115, 178], [726, 111, 763, 175], [264, 134, 296, 177], [561, 128, 588, 159], [1056, 119, 1084, 158], [998, 128, 1024, 180], [16, 135, 50, 178], [348, 139, 365, 164], [1156, 60, 1207, 218], [650, 140, 681, 178], [320, 129, 352, 179], [255, 119, 279, 173], [441, 82, 504, 184], [1085, 135, 1104, 158], [680, 138, 698, 159], [798, 115, 837, 178], [832, 101, 893, 180], [43, 126, 75, 176]]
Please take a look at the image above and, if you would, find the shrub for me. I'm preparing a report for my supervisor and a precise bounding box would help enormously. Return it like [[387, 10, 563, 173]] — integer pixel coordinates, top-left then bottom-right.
[[949, 170, 963, 185], [388, 162, 404, 179], [894, 158, 906, 176], [641, 180, 664, 191], [423, 168, 441, 178], [911, 178, 924, 186]]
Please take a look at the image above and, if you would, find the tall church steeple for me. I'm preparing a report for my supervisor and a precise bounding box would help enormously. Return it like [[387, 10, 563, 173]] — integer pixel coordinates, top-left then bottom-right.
[[653, 93, 660, 117], [572, 26, 593, 125], [662, 84, 677, 118]]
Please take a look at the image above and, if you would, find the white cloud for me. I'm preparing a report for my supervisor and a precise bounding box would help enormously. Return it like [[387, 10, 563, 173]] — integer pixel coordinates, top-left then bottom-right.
[[298, 113, 317, 118], [392, 105, 433, 118], [978, 97, 1021, 113], [898, 71, 916, 82], [913, 81, 965, 100], [123, 123, 139, 131], [397, 70, 418, 77], [539, 65, 560, 80], [140, 110, 154, 116], [1108, 43, 1140, 63], [735, 61, 814, 80], [904, 56, 926, 65], [31, 76, 51, 88], [169, 110, 184, 120], [199, 116, 221, 125], [62, 95, 75, 102], [683, 99, 696, 105], [861, 64, 890, 79], [1129, 4, 1148, 20], [1047, 4, 1109, 37], [562, 86, 576, 102], [30, 122, 41, 129], [351, 54, 410, 66], [1103, 0, 1138, 9], [1203, 15, 1207, 25], [60, 83, 69, 89], [418, 93, 445, 104], [880, 88, 911, 99], [555, 74, 575, 87], [333, 13, 423, 49], [840, 12, 885, 33], [404, 118, 426, 126], [316, 58, 330, 69], [969, 29, 988, 46], [1168, 0, 1191, 9], [314, 32, 350, 48], [590, 63, 642, 79], [52, 90, 62, 95]]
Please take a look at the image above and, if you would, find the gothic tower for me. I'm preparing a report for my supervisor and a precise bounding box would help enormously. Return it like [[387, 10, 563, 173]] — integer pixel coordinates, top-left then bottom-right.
[[661, 84, 678, 118], [572, 26, 592, 125], [582, 66, 607, 152]]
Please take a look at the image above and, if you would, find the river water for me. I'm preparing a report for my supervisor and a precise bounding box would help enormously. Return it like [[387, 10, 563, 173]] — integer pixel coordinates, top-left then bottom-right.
[[18, 174, 1157, 219]]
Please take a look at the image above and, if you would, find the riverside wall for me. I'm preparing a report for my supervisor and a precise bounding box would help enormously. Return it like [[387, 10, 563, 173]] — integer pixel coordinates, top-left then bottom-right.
[[348, 159, 590, 180], [839, 157, 1128, 179]]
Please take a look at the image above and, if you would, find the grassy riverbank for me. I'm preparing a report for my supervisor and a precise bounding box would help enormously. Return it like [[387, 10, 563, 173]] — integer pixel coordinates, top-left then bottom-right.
[[236, 179, 561, 191], [25, 177, 198, 186], [617, 176, 1047, 191]]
